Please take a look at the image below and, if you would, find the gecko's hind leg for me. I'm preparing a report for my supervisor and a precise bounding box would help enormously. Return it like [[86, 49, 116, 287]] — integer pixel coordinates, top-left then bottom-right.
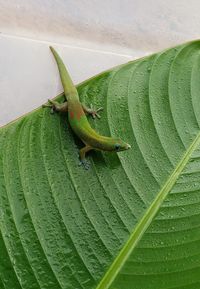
[[82, 103, 103, 119], [79, 145, 92, 170], [43, 99, 68, 113]]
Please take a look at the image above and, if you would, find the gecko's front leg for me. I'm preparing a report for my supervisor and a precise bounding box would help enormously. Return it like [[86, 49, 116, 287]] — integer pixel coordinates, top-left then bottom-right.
[[79, 145, 93, 170]]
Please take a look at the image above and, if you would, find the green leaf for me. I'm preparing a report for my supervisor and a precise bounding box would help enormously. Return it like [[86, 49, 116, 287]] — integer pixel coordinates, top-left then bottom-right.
[[1, 40, 200, 289]]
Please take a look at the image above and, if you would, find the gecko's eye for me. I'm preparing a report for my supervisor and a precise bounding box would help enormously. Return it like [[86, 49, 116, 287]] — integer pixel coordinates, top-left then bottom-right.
[[115, 144, 121, 151]]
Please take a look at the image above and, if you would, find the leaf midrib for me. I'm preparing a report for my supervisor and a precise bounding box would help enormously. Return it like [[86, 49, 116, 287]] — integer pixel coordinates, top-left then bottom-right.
[[96, 131, 200, 289]]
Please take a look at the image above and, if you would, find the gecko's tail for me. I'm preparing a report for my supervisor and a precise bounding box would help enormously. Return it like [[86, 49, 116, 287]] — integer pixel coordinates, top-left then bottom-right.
[[50, 46, 78, 100]]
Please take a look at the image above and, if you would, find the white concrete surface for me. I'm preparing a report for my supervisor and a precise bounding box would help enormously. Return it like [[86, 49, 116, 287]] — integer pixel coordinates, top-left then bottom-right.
[[0, 0, 200, 126]]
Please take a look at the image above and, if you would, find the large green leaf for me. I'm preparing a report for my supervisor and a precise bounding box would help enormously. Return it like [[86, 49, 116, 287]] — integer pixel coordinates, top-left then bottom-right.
[[1, 40, 200, 289]]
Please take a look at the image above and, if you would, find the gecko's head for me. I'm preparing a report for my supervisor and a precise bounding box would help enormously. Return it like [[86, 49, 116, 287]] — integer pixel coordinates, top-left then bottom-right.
[[113, 138, 131, 152]]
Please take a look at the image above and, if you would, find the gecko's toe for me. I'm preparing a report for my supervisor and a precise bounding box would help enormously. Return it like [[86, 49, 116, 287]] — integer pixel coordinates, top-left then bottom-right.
[[42, 103, 52, 108], [97, 107, 103, 112], [79, 159, 90, 170], [95, 107, 103, 118], [92, 108, 103, 119], [48, 99, 54, 104], [50, 108, 55, 114]]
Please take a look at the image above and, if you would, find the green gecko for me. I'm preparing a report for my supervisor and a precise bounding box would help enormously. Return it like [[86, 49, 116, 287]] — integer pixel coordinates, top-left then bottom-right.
[[43, 46, 131, 169]]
